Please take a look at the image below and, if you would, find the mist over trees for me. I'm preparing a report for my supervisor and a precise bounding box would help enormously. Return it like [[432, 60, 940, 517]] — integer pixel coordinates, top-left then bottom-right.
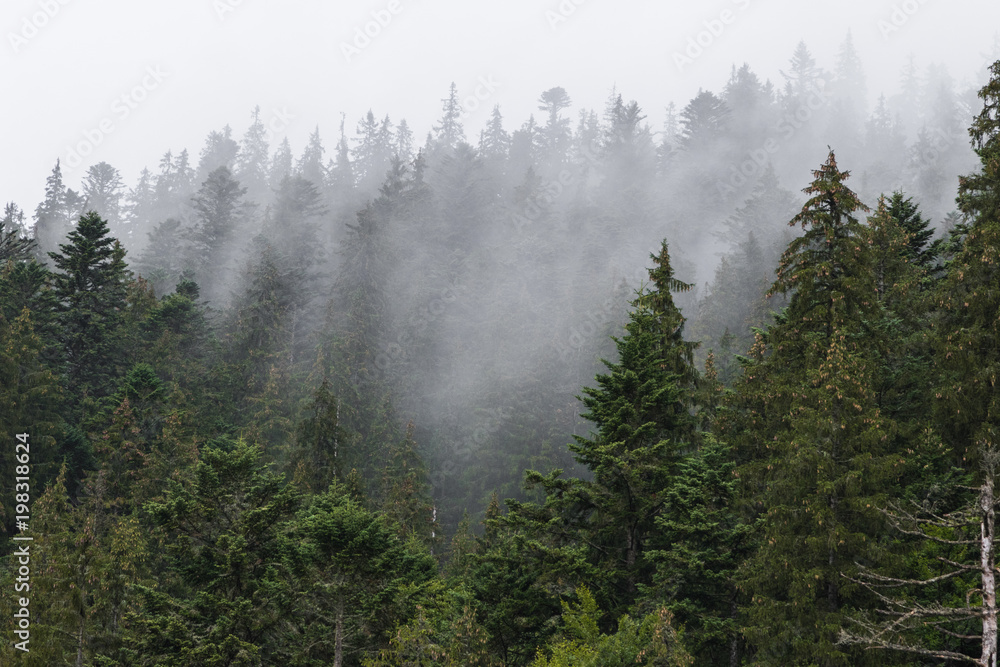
[[3, 38, 1000, 665]]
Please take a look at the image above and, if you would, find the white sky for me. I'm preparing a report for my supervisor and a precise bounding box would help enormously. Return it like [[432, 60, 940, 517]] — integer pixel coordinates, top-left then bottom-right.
[[2, 0, 998, 213]]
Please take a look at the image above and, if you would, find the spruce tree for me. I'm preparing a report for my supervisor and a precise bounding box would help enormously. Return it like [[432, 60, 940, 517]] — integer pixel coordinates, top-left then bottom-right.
[[506, 240, 698, 617], [48, 210, 129, 404], [730, 152, 904, 666], [938, 59, 1000, 463], [0, 202, 36, 262]]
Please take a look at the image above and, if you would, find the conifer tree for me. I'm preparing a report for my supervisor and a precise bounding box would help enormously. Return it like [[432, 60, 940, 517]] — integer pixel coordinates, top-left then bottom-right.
[[433, 82, 466, 151], [81, 162, 126, 240], [48, 210, 129, 404], [937, 59, 1000, 466], [196, 124, 239, 180], [292, 378, 345, 492], [235, 105, 270, 202], [729, 152, 908, 666], [189, 165, 249, 301], [33, 160, 74, 258], [1, 203, 36, 262], [506, 240, 699, 618]]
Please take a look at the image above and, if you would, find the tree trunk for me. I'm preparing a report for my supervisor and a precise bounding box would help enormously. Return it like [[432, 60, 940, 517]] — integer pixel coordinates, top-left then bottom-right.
[[729, 590, 741, 667], [75, 607, 85, 667], [334, 594, 345, 667], [981, 463, 997, 667]]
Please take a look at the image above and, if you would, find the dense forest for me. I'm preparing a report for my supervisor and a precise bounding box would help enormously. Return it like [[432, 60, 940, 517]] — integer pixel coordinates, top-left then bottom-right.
[[3, 36, 1000, 665]]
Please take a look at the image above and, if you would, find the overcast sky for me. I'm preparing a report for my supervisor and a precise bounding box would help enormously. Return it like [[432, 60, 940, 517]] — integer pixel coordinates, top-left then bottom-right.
[[3, 0, 998, 214]]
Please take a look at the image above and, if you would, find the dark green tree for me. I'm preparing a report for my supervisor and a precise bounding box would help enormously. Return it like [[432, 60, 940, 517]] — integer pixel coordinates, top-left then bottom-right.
[[730, 152, 906, 666], [118, 439, 300, 666], [48, 210, 129, 405], [505, 240, 699, 621]]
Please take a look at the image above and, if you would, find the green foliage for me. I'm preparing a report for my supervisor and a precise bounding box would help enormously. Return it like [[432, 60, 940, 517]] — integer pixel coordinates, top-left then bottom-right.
[[48, 209, 129, 404], [289, 484, 439, 665], [642, 434, 749, 665], [0, 308, 62, 527], [731, 152, 911, 666], [118, 439, 300, 665], [529, 586, 693, 667]]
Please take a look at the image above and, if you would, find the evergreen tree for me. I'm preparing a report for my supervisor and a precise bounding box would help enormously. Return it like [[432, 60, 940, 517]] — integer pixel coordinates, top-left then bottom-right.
[[433, 82, 466, 151], [395, 118, 414, 164], [0, 202, 35, 262], [936, 59, 1000, 467], [297, 125, 327, 187], [48, 210, 130, 405], [506, 240, 699, 618], [33, 160, 75, 258], [235, 105, 270, 202], [189, 166, 249, 302], [730, 152, 908, 666], [81, 162, 126, 240], [0, 308, 62, 529], [134, 218, 185, 297], [291, 378, 346, 492], [196, 124, 239, 181], [290, 484, 438, 667], [268, 135, 293, 192], [119, 439, 300, 665]]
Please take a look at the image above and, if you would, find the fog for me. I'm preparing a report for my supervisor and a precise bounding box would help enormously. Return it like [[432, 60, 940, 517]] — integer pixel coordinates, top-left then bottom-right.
[[4, 0, 1000, 524]]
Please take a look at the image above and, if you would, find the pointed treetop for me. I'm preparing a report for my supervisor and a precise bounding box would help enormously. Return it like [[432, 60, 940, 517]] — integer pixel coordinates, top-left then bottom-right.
[[789, 149, 870, 230]]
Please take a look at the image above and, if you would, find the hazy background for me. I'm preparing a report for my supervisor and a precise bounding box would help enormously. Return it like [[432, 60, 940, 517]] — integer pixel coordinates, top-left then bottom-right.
[[5, 0, 1000, 530], [3, 0, 998, 209]]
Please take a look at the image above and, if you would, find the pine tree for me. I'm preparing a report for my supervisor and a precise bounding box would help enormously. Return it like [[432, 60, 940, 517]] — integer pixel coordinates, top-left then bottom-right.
[[133, 218, 185, 297], [730, 152, 908, 666], [235, 105, 270, 202], [196, 124, 239, 180], [81, 162, 126, 240], [433, 82, 466, 151], [382, 421, 437, 547], [268, 135, 293, 192], [395, 118, 414, 164], [122, 167, 156, 252], [938, 59, 1000, 465], [0, 202, 35, 262], [292, 378, 345, 492], [291, 484, 438, 666], [479, 105, 510, 168], [33, 160, 74, 258], [506, 240, 699, 618], [189, 165, 249, 302], [48, 210, 129, 404], [642, 434, 749, 666], [120, 439, 300, 665], [0, 308, 62, 529], [537, 87, 573, 172], [297, 125, 327, 187]]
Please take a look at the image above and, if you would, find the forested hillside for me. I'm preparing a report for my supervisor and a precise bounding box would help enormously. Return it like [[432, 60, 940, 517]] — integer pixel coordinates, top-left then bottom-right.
[[2, 39, 1000, 665]]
